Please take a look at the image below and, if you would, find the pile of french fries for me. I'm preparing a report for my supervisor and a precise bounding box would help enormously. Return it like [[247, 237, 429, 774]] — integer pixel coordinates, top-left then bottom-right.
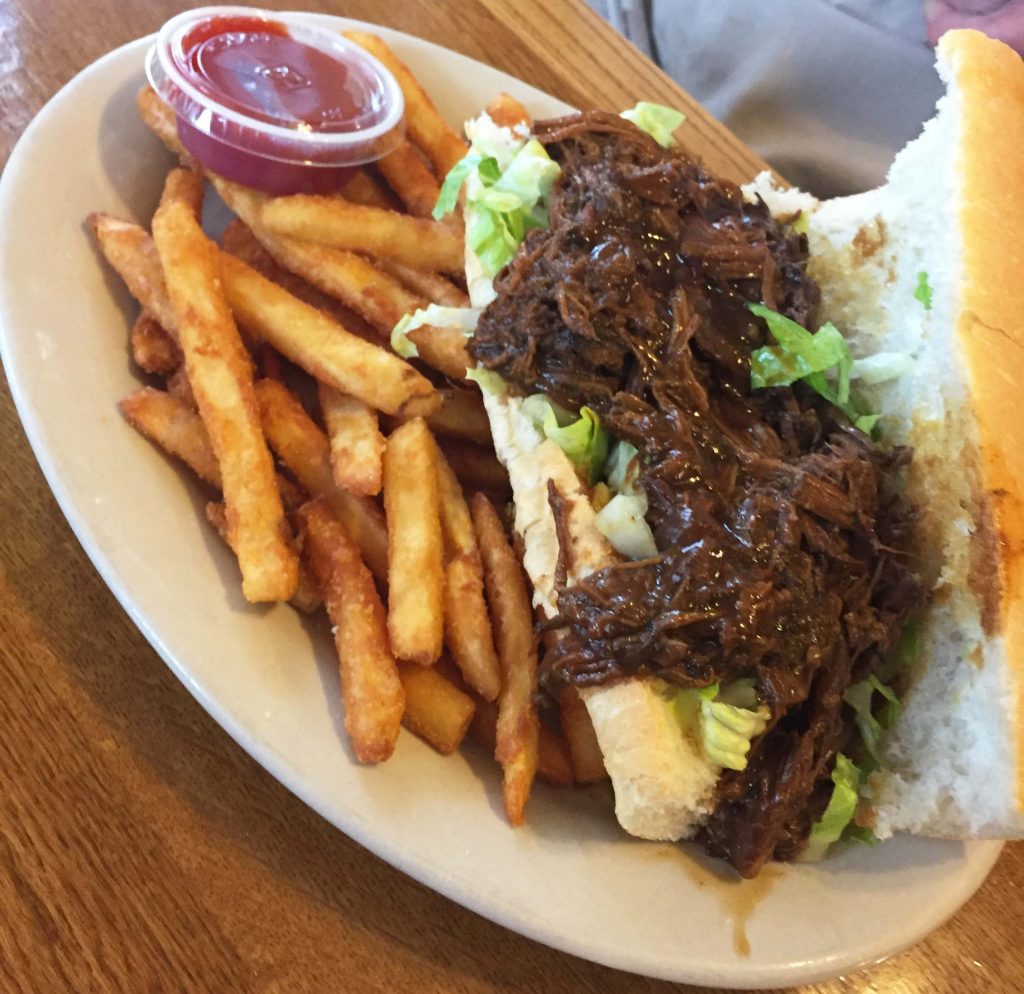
[[91, 32, 606, 826]]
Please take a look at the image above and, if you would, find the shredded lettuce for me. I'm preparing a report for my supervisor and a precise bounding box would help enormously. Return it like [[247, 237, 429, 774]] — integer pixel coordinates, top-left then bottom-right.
[[851, 351, 915, 386], [435, 120, 561, 278], [620, 101, 686, 148], [843, 673, 901, 771], [801, 754, 861, 861], [595, 493, 658, 559], [700, 696, 770, 771], [715, 677, 759, 709], [520, 395, 609, 484], [673, 680, 769, 771], [846, 825, 880, 847], [596, 442, 654, 558], [467, 139, 559, 276], [605, 440, 641, 495], [895, 620, 923, 671], [391, 304, 482, 358], [914, 270, 933, 311], [465, 367, 507, 394], [487, 139, 560, 208], [747, 303, 883, 432], [433, 153, 488, 219], [390, 321, 419, 359], [672, 683, 716, 735], [748, 304, 851, 392], [465, 207, 520, 277]]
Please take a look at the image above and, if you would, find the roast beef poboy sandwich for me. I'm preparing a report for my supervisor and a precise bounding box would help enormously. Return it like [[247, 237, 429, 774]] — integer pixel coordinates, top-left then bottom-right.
[[399, 29, 1024, 877]]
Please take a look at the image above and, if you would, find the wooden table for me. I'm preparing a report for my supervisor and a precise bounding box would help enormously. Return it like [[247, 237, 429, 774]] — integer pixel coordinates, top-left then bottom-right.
[[1, 1, 1021, 990]]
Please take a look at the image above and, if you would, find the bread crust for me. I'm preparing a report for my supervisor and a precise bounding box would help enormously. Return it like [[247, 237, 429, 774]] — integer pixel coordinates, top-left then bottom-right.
[[940, 30, 1024, 810]]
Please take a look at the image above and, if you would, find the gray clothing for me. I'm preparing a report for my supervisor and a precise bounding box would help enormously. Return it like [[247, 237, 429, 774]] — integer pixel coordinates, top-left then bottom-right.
[[589, 0, 943, 195]]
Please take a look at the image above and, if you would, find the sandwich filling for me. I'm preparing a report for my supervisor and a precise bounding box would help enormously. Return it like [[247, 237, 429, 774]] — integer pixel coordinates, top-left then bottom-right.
[[468, 111, 923, 877]]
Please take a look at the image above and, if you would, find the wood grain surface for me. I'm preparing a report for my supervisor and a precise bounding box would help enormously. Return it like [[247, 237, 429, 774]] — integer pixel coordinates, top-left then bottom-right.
[[0, 0, 1021, 991]]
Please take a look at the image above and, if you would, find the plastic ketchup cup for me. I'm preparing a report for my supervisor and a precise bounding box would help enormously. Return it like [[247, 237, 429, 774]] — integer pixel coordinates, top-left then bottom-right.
[[146, 7, 405, 195]]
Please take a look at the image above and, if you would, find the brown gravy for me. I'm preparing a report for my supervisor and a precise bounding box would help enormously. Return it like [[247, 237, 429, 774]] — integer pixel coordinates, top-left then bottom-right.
[[641, 843, 784, 957]]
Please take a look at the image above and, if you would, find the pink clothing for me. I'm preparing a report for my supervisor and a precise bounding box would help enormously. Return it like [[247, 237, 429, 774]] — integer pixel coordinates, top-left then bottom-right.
[[925, 0, 1024, 52]]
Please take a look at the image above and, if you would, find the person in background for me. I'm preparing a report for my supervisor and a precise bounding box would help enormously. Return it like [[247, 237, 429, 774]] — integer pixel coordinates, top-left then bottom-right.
[[588, 0, 1024, 196]]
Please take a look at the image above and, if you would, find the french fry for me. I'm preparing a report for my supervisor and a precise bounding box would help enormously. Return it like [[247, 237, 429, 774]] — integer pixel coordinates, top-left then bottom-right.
[[436, 449, 479, 554], [254, 378, 389, 583], [242, 220, 399, 333], [128, 120, 464, 379], [136, 91, 390, 224], [166, 363, 196, 409], [219, 250, 439, 417], [375, 139, 442, 218], [378, 260, 469, 308], [471, 493, 539, 825], [274, 474, 307, 513], [285, 511, 324, 613], [398, 661, 475, 754], [538, 723, 574, 787], [130, 311, 180, 375], [341, 169, 395, 210], [160, 166, 204, 219], [444, 557, 502, 695], [485, 92, 532, 132], [384, 419, 445, 665], [318, 381, 385, 497], [221, 220, 380, 344], [468, 700, 570, 786], [121, 386, 304, 510], [404, 324, 472, 383], [205, 499, 229, 534], [298, 498, 404, 763], [89, 213, 178, 341], [436, 451, 501, 700], [425, 388, 492, 445], [210, 176, 471, 380], [288, 568, 323, 615], [560, 687, 609, 783], [136, 91, 515, 386], [387, 389, 492, 446], [90, 214, 271, 362], [439, 438, 511, 497], [343, 32, 468, 178], [119, 386, 220, 487], [468, 697, 498, 751], [137, 86, 192, 164], [206, 501, 322, 613], [261, 196, 465, 275], [152, 199, 297, 603], [213, 175, 400, 337], [257, 343, 285, 382]]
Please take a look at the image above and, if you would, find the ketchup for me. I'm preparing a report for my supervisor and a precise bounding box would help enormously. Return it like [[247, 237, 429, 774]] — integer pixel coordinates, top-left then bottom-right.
[[147, 8, 405, 195], [181, 16, 376, 133]]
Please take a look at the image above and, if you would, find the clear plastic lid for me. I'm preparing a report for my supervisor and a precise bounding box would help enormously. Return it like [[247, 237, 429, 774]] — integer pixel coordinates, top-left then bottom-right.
[[146, 6, 405, 167]]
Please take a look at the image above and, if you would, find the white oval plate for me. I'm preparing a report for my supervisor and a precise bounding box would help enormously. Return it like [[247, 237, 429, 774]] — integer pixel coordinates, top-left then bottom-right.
[[0, 16, 1003, 989]]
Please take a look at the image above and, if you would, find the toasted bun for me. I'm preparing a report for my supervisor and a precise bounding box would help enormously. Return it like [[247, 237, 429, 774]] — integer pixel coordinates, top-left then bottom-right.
[[482, 390, 720, 839], [940, 29, 1024, 831], [474, 29, 1024, 846]]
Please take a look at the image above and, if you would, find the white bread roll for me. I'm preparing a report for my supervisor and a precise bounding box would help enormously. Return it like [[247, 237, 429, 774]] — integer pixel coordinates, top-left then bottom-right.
[[474, 29, 1024, 845], [768, 30, 1024, 839]]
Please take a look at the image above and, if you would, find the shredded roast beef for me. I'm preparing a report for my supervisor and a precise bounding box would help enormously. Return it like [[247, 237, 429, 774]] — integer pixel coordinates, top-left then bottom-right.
[[469, 111, 922, 877]]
